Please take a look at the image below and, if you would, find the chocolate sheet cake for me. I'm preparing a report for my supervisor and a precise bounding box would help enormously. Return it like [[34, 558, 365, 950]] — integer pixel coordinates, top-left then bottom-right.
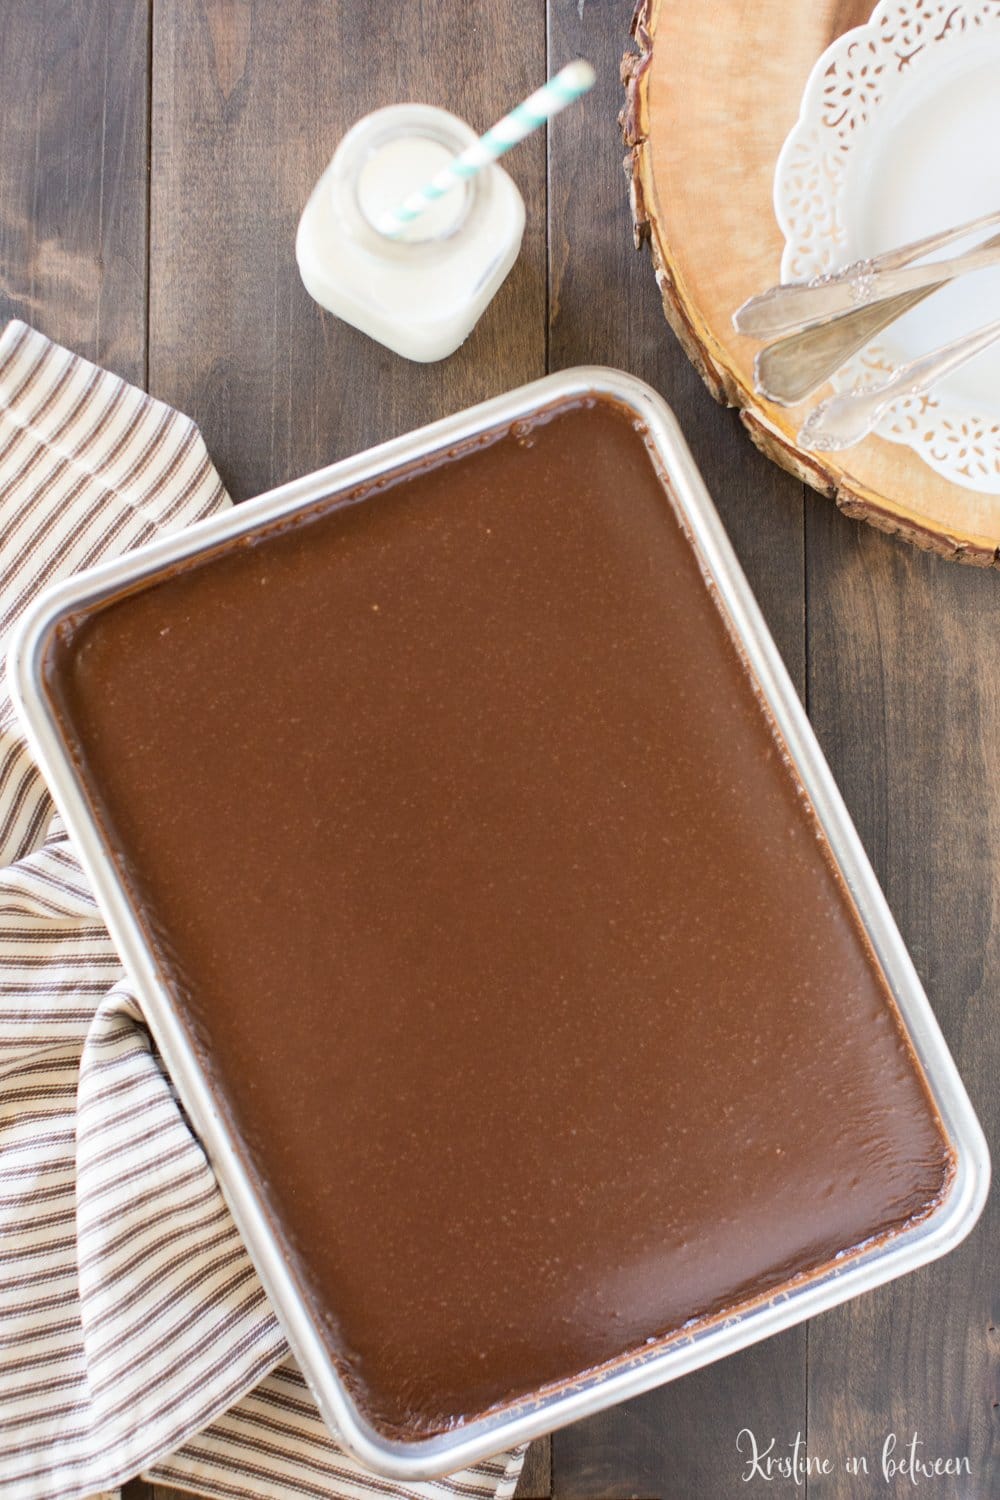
[[44, 394, 952, 1437]]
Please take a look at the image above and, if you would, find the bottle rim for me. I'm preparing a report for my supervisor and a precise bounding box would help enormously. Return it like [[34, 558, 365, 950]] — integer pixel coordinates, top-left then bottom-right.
[[330, 105, 491, 260]]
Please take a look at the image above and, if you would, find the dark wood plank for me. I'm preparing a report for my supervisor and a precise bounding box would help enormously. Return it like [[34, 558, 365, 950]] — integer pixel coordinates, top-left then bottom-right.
[[545, 3, 808, 1497], [804, 506, 1000, 1497], [517, 1437, 553, 1498], [148, 0, 547, 502], [0, 0, 149, 385]]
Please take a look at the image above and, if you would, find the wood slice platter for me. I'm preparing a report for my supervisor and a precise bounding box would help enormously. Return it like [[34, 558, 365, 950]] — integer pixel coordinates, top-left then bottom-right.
[[622, 0, 1000, 566]]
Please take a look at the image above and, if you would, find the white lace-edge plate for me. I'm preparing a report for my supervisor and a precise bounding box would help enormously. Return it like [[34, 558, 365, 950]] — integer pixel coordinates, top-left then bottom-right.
[[774, 0, 1000, 494]]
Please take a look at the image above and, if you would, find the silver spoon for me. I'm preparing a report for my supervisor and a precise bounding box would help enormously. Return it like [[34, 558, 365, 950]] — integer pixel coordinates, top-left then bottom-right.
[[754, 248, 998, 407], [798, 316, 1000, 452], [752, 213, 1000, 404], [735, 241, 1000, 338]]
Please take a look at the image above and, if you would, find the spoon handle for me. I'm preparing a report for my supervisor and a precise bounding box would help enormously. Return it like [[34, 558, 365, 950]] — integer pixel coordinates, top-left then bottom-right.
[[798, 316, 1000, 453], [755, 286, 937, 407], [755, 223, 1000, 405], [735, 242, 1000, 338]]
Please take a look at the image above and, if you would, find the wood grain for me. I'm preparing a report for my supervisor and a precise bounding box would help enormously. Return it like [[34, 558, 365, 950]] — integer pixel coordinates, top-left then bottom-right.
[[516, 1436, 553, 1498], [804, 503, 1000, 1496], [0, 1, 149, 385], [625, 0, 1000, 563], [547, 2, 807, 1493], [148, 0, 547, 501]]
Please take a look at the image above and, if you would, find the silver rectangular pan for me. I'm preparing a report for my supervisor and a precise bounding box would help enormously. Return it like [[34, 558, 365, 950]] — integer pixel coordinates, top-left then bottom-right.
[[7, 367, 990, 1480]]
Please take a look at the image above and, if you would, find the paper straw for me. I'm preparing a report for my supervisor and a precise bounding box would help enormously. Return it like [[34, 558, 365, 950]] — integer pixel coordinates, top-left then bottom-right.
[[375, 60, 597, 238]]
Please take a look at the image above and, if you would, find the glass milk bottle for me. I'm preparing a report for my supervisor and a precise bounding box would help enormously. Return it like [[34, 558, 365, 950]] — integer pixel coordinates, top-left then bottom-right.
[[296, 104, 526, 363]]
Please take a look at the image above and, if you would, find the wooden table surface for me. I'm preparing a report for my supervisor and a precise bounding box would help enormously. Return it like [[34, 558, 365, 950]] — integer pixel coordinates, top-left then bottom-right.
[[1, 2, 996, 1498]]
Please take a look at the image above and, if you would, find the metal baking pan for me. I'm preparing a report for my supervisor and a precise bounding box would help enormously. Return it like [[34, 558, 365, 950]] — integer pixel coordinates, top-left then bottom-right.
[[7, 367, 990, 1479]]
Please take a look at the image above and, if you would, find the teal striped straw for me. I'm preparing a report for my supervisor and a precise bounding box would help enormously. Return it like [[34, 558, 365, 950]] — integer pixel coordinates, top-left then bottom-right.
[[376, 59, 597, 239]]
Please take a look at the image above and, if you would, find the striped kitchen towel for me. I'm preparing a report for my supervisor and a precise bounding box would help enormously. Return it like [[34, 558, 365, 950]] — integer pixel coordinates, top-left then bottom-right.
[[0, 320, 525, 1500]]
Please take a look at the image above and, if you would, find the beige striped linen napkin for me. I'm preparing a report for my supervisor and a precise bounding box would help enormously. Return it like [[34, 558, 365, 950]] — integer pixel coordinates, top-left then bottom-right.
[[0, 320, 525, 1500]]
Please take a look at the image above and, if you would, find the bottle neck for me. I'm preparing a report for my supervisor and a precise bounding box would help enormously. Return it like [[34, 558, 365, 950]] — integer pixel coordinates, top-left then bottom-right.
[[330, 105, 488, 261], [355, 137, 470, 244]]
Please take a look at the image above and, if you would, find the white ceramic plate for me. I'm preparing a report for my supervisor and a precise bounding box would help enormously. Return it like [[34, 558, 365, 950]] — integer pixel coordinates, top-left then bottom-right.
[[775, 0, 1000, 493]]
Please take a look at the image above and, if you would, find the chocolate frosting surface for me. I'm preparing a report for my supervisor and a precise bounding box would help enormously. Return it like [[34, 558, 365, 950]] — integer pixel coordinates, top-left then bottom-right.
[[46, 395, 952, 1436]]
